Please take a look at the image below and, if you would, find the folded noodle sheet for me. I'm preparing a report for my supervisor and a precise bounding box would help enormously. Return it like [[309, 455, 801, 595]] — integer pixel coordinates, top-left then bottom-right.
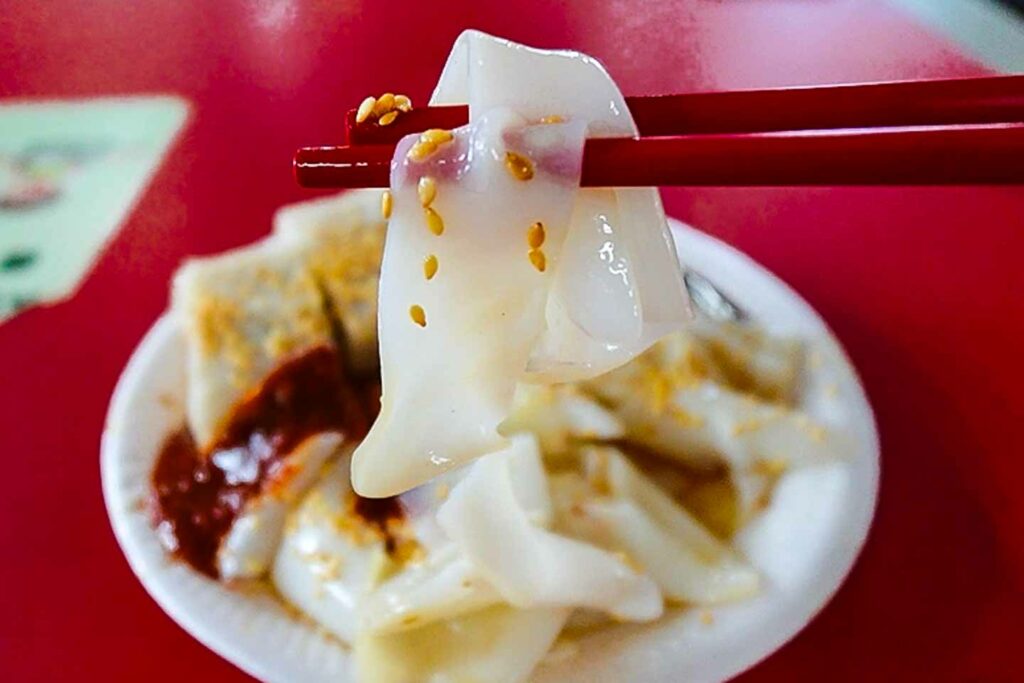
[[353, 30, 690, 497]]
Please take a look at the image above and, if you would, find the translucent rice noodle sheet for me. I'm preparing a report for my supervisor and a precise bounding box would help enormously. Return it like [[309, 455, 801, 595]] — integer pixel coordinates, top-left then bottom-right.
[[436, 435, 663, 621], [272, 457, 392, 644], [353, 30, 689, 497], [358, 543, 503, 634], [501, 383, 625, 462], [275, 447, 570, 683], [172, 238, 333, 451], [218, 433, 345, 580], [554, 446, 760, 605], [273, 190, 386, 374], [584, 330, 846, 518], [354, 604, 569, 683]]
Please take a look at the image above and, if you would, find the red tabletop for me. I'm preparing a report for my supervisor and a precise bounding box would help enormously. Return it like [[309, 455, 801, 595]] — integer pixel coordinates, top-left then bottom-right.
[[2, 2, 1022, 680]]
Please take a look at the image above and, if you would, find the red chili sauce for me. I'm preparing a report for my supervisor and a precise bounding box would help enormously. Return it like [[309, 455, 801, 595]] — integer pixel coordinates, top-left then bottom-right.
[[152, 346, 387, 578]]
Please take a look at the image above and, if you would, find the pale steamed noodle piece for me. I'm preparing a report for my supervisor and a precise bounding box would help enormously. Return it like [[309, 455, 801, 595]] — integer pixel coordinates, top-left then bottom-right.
[[585, 328, 844, 519], [352, 31, 689, 497], [352, 109, 586, 497], [502, 383, 625, 462], [172, 238, 334, 451], [431, 32, 689, 376], [273, 452, 503, 644], [273, 190, 386, 374], [218, 433, 345, 580], [437, 436, 664, 621], [272, 457, 391, 644], [359, 544, 502, 634], [174, 189, 385, 451], [355, 604, 570, 683], [554, 446, 760, 604]]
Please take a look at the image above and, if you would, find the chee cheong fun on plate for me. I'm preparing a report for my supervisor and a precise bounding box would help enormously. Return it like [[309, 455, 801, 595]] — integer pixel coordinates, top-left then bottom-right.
[[143, 31, 860, 683]]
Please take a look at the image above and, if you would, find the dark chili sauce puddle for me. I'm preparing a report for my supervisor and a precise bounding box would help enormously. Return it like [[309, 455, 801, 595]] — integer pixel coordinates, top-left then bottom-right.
[[151, 345, 392, 578]]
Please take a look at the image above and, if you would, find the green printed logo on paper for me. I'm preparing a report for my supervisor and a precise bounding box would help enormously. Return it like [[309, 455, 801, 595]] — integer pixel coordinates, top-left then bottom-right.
[[0, 96, 188, 321]]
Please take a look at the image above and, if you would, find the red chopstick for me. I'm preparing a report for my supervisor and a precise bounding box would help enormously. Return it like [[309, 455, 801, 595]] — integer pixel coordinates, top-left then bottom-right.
[[344, 75, 1024, 145], [297, 76, 1024, 187], [295, 124, 1024, 187]]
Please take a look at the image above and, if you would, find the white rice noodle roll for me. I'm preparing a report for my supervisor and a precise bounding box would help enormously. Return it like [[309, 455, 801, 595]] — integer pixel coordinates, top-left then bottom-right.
[[172, 237, 333, 451], [354, 604, 570, 683], [556, 446, 760, 605], [352, 108, 586, 496], [437, 435, 663, 621], [271, 457, 392, 644], [352, 31, 688, 497], [501, 383, 624, 462], [217, 433, 345, 580], [432, 30, 689, 384], [588, 358, 844, 515], [359, 543, 503, 634], [273, 190, 386, 374], [359, 445, 544, 634], [690, 320, 804, 404]]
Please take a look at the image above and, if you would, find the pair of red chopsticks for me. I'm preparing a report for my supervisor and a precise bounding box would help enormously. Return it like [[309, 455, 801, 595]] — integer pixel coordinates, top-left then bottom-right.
[[294, 75, 1024, 187]]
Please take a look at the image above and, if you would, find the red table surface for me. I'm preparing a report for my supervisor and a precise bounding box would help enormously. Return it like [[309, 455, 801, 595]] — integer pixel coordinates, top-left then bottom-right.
[[1, 1, 1022, 680]]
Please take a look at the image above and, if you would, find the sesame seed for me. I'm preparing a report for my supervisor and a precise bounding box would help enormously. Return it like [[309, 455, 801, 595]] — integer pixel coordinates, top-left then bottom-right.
[[731, 418, 762, 436], [409, 305, 426, 327], [668, 404, 704, 428], [420, 128, 454, 146], [417, 176, 437, 207], [381, 190, 392, 219], [805, 423, 827, 444], [356, 96, 376, 123], [528, 248, 546, 272], [614, 550, 644, 573], [423, 254, 438, 280], [378, 111, 399, 126], [394, 94, 412, 112], [505, 151, 534, 181], [539, 115, 565, 124], [407, 140, 437, 162], [753, 457, 789, 478], [424, 207, 444, 236], [527, 221, 545, 249], [373, 92, 396, 117]]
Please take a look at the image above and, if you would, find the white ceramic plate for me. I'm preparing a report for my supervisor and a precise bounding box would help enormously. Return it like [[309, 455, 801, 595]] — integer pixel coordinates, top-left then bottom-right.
[[102, 220, 879, 683]]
